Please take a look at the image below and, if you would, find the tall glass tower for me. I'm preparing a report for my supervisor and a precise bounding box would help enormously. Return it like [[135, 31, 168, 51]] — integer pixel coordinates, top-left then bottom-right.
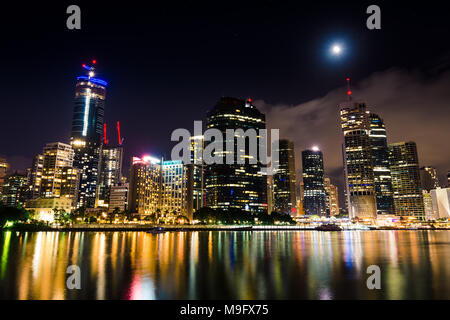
[[273, 139, 297, 214], [205, 97, 267, 213], [369, 113, 394, 215], [389, 141, 425, 218], [70, 62, 107, 208], [301, 148, 327, 216], [340, 100, 377, 220]]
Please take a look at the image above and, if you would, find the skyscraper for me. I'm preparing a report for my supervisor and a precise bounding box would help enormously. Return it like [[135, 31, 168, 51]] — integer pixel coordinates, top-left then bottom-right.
[[190, 136, 205, 213], [70, 62, 107, 208], [128, 156, 193, 220], [369, 113, 394, 215], [27, 142, 80, 206], [26, 154, 44, 200], [340, 100, 377, 219], [420, 166, 440, 191], [128, 156, 162, 216], [301, 148, 327, 216], [97, 145, 124, 208], [161, 160, 193, 221], [0, 158, 9, 197], [1, 173, 27, 207], [324, 177, 340, 216], [431, 188, 450, 219], [389, 141, 424, 218], [272, 139, 297, 214], [40, 142, 76, 198], [205, 97, 267, 213]]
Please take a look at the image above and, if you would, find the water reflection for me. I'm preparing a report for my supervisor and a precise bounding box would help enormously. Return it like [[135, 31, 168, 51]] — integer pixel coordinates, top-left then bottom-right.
[[0, 230, 449, 300]]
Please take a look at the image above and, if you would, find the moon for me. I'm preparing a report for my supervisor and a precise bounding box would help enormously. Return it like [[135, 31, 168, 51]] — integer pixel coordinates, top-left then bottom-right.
[[331, 44, 342, 55]]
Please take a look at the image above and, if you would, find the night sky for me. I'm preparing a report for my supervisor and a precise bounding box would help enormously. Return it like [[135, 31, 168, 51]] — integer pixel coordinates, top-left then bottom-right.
[[1, 1, 450, 198]]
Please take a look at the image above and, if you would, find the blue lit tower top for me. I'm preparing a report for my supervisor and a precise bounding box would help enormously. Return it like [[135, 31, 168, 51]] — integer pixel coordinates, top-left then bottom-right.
[[70, 60, 107, 145]]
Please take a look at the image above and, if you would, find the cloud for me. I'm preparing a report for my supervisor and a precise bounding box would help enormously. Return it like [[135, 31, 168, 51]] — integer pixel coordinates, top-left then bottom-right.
[[256, 68, 450, 197]]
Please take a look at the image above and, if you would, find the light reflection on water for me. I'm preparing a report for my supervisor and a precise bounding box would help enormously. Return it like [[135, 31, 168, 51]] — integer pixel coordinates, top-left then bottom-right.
[[0, 230, 449, 300]]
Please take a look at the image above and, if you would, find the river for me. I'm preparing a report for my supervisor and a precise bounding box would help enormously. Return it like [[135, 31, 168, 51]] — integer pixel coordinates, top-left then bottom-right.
[[0, 230, 449, 299]]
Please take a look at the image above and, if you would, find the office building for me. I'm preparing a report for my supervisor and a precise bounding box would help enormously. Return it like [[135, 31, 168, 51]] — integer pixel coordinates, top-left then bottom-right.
[[324, 177, 340, 216], [128, 156, 162, 216], [0, 158, 9, 197], [161, 160, 193, 220], [389, 141, 424, 218], [369, 113, 394, 215], [70, 62, 107, 208], [108, 183, 129, 213], [128, 156, 194, 220], [1, 173, 27, 207], [340, 100, 377, 219], [302, 148, 327, 216], [431, 188, 450, 219], [97, 145, 123, 208], [26, 154, 44, 200], [420, 166, 440, 191], [40, 142, 76, 198], [423, 190, 434, 220], [205, 97, 267, 213], [190, 136, 205, 212], [272, 139, 297, 215]]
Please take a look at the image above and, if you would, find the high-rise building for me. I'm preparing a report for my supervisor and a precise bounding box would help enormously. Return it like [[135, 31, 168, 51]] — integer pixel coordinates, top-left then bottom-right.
[[272, 139, 297, 215], [1, 173, 27, 207], [431, 188, 450, 219], [389, 142, 424, 218], [97, 145, 123, 208], [70, 62, 107, 208], [190, 136, 205, 212], [420, 166, 440, 191], [128, 156, 194, 220], [422, 190, 434, 220], [0, 158, 9, 197], [128, 156, 162, 216], [161, 160, 193, 220], [369, 113, 394, 215], [205, 97, 267, 213], [40, 142, 76, 198], [26, 154, 44, 200], [108, 183, 129, 213], [340, 100, 377, 219], [324, 177, 340, 216], [301, 148, 327, 216]]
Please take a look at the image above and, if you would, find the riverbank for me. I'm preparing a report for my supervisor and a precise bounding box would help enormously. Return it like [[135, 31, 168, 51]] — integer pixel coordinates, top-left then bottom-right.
[[3, 223, 449, 232]]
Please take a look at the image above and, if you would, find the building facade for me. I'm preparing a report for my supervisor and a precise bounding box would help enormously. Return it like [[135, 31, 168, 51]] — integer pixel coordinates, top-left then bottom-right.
[[389, 141, 424, 218], [190, 136, 205, 213], [420, 166, 440, 191], [70, 63, 107, 208], [0, 158, 8, 197], [128, 156, 194, 220], [324, 177, 340, 216], [301, 148, 327, 216], [340, 101, 377, 219], [272, 139, 297, 215], [431, 188, 450, 219], [97, 145, 123, 208], [108, 183, 129, 213], [369, 113, 394, 215], [1, 173, 27, 207], [205, 97, 267, 213]]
